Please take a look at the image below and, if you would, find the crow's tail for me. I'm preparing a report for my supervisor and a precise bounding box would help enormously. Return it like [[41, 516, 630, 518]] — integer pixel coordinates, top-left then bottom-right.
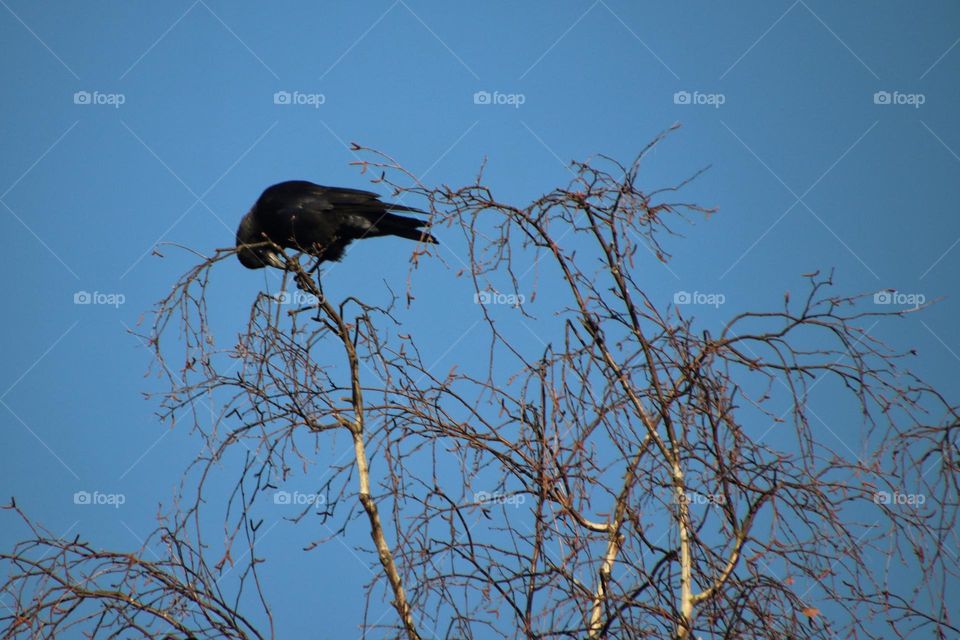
[[375, 211, 439, 244]]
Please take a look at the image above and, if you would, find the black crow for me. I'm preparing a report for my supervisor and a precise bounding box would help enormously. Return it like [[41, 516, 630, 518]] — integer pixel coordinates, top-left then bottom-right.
[[236, 180, 437, 269]]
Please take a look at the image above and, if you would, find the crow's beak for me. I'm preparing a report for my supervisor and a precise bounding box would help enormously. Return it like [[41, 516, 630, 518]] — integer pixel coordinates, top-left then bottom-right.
[[265, 252, 287, 269]]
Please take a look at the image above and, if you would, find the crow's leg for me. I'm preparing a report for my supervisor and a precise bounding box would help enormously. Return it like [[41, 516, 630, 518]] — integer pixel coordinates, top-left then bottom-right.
[[282, 254, 318, 298], [304, 257, 325, 303], [315, 273, 325, 300], [288, 255, 325, 320], [311, 270, 326, 321]]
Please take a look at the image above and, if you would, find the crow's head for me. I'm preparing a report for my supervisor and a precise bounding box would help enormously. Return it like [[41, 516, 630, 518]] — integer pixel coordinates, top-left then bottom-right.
[[236, 210, 285, 269]]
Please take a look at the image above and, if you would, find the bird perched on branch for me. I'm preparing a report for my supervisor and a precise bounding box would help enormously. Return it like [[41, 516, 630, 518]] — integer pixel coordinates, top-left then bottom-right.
[[236, 180, 438, 269]]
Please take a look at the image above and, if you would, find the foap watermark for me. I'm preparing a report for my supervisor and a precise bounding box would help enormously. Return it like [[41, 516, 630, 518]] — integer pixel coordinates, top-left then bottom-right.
[[74, 291, 126, 308], [674, 290, 726, 308], [672, 491, 726, 506], [873, 90, 925, 108], [73, 490, 126, 509], [473, 90, 526, 108], [273, 490, 326, 507], [673, 90, 725, 109], [73, 90, 126, 108], [474, 291, 525, 307], [475, 490, 525, 507], [874, 490, 926, 506], [273, 90, 326, 108], [274, 290, 320, 306], [659, 487, 725, 506], [873, 290, 925, 309]]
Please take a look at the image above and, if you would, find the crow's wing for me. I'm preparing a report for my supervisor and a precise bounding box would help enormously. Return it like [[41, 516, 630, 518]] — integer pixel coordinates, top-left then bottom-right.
[[248, 181, 436, 264], [256, 181, 427, 246]]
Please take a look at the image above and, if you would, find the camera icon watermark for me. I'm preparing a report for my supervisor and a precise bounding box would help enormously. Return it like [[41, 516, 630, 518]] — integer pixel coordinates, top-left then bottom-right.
[[873, 490, 925, 506], [73, 90, 126, 109], [873, 90, 925, 108], [673, 491, 726, 506], [475, 490, 525, 507], [873, 290, 925, 309], [73, 291, 126, 308], [274, 290, 320, 305], [673, 90, 725, 109], [673, 290, 726, 308], [273, 490, 326, 507], [474, 291, 525, 307], [273, 90, 326, 108], [73, 490, 126, 508], [472, 90, 526, 108]]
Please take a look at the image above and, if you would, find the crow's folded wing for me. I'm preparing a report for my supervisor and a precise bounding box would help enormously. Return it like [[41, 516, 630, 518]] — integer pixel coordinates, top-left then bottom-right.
[[253, 181, 434, 252]]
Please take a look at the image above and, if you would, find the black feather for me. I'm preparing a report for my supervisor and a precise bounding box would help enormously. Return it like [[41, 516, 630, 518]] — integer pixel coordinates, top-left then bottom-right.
[[236, 180, 437, 269]]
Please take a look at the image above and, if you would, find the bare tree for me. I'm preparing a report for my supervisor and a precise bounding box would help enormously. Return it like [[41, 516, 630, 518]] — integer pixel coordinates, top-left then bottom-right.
[[4, 128, 958, 639], [1, 500, 266, 639]]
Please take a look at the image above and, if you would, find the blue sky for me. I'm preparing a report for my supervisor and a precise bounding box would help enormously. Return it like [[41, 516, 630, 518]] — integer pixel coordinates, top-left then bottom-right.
[[2, 1, 959, 637]]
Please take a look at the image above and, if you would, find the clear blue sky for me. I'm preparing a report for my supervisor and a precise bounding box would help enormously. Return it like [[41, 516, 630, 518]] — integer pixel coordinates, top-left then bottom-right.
[[2, 2, 959, 636]]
